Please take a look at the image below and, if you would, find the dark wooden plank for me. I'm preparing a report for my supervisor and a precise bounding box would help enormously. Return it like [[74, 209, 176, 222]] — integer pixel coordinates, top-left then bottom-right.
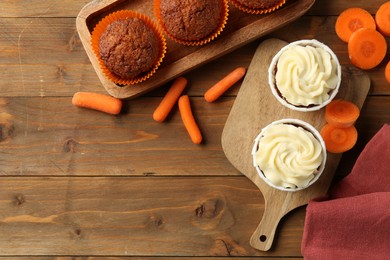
[[0, 96, 389, 177], [0, 96, 238, 176], [0, 176, 305, 256], [1, 17, 390, 98], [0, 0, 385, 18], [309, 0, 385, 15], [0, 18, 88, 65], [0, 1, 89, 18], [0, 257, 303, 260]]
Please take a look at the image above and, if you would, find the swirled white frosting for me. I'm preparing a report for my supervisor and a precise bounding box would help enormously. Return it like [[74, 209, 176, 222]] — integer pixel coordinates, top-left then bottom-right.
[[275, 44, 339, 106], [254, 124, 323, 189]]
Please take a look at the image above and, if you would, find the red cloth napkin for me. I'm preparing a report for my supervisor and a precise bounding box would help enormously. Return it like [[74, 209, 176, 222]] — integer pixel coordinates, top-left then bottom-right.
[[301, 124, 390, 260]]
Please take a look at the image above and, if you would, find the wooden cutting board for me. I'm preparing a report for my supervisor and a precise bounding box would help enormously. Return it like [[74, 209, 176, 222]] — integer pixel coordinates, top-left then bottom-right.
[[76, 0, 315, 99], [221, 38, 370, 251]]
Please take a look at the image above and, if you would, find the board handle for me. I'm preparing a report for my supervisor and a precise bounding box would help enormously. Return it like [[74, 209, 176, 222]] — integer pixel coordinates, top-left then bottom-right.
[[249, 203, 285, 251]]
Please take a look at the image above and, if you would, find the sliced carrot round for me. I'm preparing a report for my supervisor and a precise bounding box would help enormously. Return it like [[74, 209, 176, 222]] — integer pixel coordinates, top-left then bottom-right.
[[376, 1, 390, 36], [348, 28, 387, 70], [320, 124, 358, 153], [335, 7, 376, 43], [325, 99, 360, 128], [385, 60, 390, 84]]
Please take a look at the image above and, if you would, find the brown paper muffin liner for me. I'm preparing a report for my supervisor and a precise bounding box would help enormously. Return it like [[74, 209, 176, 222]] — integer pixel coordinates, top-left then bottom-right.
[[91, 10, 167, 85], [230, 0, 286, 15], [154, 0, 229, 46]]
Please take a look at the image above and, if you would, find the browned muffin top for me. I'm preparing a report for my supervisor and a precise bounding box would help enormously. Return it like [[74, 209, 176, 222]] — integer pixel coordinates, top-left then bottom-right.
[[158, 0, 224, 41], [99, 18, 160, 79], [235, 0, 282, 9]]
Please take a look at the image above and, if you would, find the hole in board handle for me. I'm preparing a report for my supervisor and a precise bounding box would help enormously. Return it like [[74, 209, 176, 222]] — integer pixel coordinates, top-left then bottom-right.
[[260, 235, 267, 242]]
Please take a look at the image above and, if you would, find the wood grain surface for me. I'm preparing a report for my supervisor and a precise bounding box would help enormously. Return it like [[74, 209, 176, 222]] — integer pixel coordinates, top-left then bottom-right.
[[0, 0, 390, 258]]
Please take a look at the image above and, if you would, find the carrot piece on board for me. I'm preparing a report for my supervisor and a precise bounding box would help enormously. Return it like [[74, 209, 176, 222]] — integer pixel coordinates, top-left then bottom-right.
[[153, 77, 187, 122], [204, 67, 246, 102], [385, 60, 390, 84], [348, 27, 387, 70], [178, 95, 202, 144], [325, 99, 360, 128], [320, 124, 358, 153], [72, 92, 122, 115], [376, 1, 390, 36], [335, 7, 376, 43]]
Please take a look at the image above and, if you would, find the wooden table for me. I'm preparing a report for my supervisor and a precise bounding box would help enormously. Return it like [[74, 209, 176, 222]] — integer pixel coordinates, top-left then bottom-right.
[[1, 0, 389, 258]]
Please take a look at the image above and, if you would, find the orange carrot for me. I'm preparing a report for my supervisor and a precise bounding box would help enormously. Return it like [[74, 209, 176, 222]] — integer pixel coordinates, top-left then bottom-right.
[[385, 60, 390, 84], [204, 67, 246, 102], [325, 99, 360, 128], [72, 92, 122, 115], [348, 28, 387, 70], [153, 77, 187, 122], [178, 95, 202, 144], [375, 1, 390, 36], [335, 7, 376, 43], [320, 124, 358, 153]]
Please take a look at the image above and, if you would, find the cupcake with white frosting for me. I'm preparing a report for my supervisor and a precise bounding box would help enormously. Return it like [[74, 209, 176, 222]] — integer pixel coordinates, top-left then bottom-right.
[[252, 119, 327, 191], [268, 39, 341, 112]]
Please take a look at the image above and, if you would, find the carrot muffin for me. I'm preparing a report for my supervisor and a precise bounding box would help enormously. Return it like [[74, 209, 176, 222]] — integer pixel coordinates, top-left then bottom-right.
[[252, 119, 326, 191], [91, 10, 166, 85], [268, 39, 341, 112], [155, 0, 228, 45], [231, 0, 286, 14]]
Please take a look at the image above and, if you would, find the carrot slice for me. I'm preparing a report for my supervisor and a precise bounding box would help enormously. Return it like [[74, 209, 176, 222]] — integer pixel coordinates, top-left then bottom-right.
[[385, 60, 390, 84], [204, 67, 246, 102], [72, 92, 122, 115], [325, 99, 360, 128], [376, 1, 390, 36], [335, 7, 376, 43], [348, 27, 387, 70], [153, 77, 187, 122], [320, 124, 358, 153], [178, 95, 202, 144]]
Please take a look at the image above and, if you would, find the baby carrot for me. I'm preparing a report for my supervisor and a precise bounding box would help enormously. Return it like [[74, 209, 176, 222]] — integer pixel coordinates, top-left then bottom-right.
[[325, 99, 360, 128], [153, 77, 187, 122], [204, 67, 246, 102], [375, 1, 390, 36], [72, 92, 122, 115], [335, 7, 376, 43], [178, 95, 202, 144], [320, 123, 358, 153], [348, 27, 387, 70]]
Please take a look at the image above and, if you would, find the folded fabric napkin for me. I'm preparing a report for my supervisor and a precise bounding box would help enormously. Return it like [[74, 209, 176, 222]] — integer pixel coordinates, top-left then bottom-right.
[[301, 124, 390, 260]]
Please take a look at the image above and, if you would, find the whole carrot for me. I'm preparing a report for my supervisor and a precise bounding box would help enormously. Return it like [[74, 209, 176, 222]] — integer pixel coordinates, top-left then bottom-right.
[[178, 95, 202, 144], [72, 92, 122, 115], [204, 67, 246, 102], [153, 77, 187, 122]]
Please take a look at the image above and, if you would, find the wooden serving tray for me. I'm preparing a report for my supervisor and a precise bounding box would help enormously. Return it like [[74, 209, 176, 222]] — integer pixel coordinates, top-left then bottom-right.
[[76, 0, 316, 99], [221, 38, 370, 251]]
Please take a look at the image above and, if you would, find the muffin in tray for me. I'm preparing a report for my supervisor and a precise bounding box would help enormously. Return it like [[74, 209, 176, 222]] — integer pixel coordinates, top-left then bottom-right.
[[91, 10, 167, 85], [231, 0, 286, 14], [252, 119, 327, 191], [154, 0, 228, 46], [268, 39, 341, 112]]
